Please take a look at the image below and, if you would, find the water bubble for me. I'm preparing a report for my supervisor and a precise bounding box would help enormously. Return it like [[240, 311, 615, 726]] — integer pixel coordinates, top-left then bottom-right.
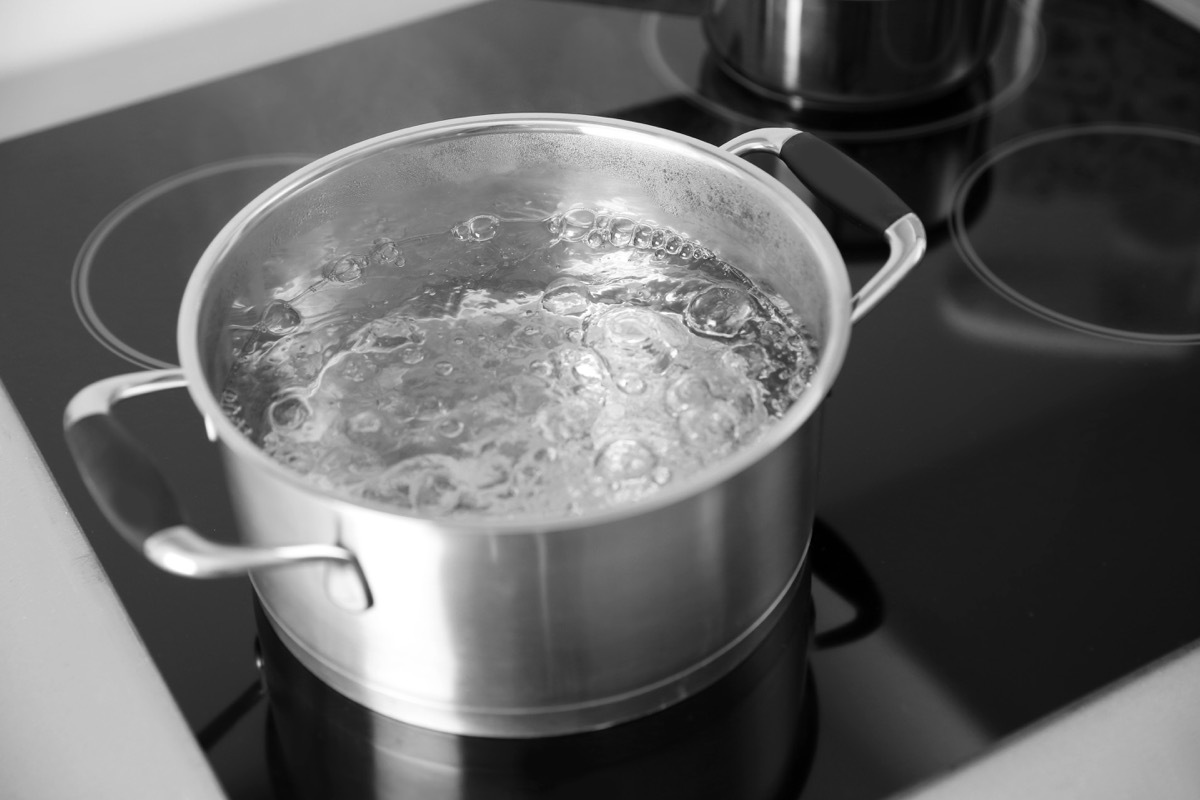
[[434, 360, 454, 376], [261, 301, 301, 335], [585, 229, 607, 248], [650, 229, 667, 249], [561, 207, 596, 241], [326, 255, 365, 283], [269, 395, 310, 431], [653, 249, 667, 261], [684, 286, 757, 338], [371, 239, 405, 267], [616, 374, 646, 395], [541, 280, 592, 316], [467, 214, 499, 241], [596, 439, 657, 482], [435, 417, 465, 438], [545, 215, 565, 237], [585, 306, 680, 375], [664, 235, 683, 255], [400, 345, 425, 365], [726, 343, 769, 377], [633, 225, 655, 249], [452, 214, 500, 242], [679, 242, 694, 260], [665, 374, 712, 414], [610, 217, 637, 246]]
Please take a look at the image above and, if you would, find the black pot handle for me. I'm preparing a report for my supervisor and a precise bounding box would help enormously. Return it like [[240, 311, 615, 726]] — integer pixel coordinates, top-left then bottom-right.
[[63, 369, 372, 611], [721, 128, 927, 322], [810, 517, 884, 648]]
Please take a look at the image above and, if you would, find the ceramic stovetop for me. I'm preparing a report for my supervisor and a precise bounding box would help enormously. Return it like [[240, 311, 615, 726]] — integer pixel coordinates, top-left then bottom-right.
[[1, 0, 1199, 797]]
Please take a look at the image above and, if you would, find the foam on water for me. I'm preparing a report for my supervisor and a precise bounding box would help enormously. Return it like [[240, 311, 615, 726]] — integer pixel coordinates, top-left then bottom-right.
[[221, 206, 817, 518]]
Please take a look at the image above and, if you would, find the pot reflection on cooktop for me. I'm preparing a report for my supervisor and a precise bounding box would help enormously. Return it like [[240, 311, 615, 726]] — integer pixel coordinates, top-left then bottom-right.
[[259, 572, 817, 800], [193, 517, 892, 800], [71, 155, 314, 369]]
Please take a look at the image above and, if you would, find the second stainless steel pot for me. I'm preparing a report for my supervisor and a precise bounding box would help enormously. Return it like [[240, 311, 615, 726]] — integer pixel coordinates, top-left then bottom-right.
[[705, 0, 1008, 108], [65, 114, 924, 737]]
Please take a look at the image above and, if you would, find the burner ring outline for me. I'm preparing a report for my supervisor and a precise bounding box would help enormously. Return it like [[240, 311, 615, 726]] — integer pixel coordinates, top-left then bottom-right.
[[950, 123, 1200, 346], [71, 154, 315, 370]]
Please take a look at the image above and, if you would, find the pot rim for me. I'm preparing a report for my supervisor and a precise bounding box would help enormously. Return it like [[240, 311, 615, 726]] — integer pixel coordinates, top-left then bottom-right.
[[177, 112, 852, 533]]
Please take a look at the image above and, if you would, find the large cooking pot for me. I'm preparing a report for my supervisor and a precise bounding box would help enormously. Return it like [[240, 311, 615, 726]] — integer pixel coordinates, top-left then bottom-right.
[[64, 114, 923, 738]]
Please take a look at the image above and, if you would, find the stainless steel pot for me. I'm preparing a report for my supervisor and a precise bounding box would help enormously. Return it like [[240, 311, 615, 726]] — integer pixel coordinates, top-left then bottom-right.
[[704, 0, 1007, 108], [65, 114, 924, 737]]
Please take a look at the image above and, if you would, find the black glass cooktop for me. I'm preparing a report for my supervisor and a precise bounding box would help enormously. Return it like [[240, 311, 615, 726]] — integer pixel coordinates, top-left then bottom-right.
[[1, 0, 1199, 797]]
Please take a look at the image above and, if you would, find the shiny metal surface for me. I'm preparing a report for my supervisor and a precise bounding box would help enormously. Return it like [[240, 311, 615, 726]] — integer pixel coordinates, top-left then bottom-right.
[[72, 113, 920, 737], [704, 0, 1007, 108], [190, 113, 852, 737], [195, 113, 841, 736]]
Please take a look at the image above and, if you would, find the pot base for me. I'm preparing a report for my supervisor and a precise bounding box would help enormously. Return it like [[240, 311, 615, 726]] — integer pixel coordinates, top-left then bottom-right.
[[256, 557, 811, 738]]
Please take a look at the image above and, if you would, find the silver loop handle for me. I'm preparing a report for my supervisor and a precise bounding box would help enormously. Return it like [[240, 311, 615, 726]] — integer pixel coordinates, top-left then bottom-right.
[[721, 127, 927, 323], [64, 369, 372, 611]]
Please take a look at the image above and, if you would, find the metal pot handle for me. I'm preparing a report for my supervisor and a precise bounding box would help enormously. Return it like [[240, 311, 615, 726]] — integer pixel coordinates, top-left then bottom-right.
[[721, 128, 927, 322], [63, 369, 372, 611]]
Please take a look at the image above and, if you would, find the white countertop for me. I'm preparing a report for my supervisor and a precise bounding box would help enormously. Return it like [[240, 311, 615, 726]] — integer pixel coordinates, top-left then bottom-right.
[[0, 0, 482, 143], [0, 384, 226, 798], [2, 0, 1200, 797]]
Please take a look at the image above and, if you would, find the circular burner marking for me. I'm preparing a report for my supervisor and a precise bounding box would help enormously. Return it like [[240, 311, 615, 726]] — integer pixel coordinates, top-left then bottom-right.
[[72, 154, 314, 369], [951, 124, 1200, 344]]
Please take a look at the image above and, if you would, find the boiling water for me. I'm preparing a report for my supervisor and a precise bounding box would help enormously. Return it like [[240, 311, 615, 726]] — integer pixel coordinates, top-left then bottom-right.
[[221, 207, 817, 518]]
